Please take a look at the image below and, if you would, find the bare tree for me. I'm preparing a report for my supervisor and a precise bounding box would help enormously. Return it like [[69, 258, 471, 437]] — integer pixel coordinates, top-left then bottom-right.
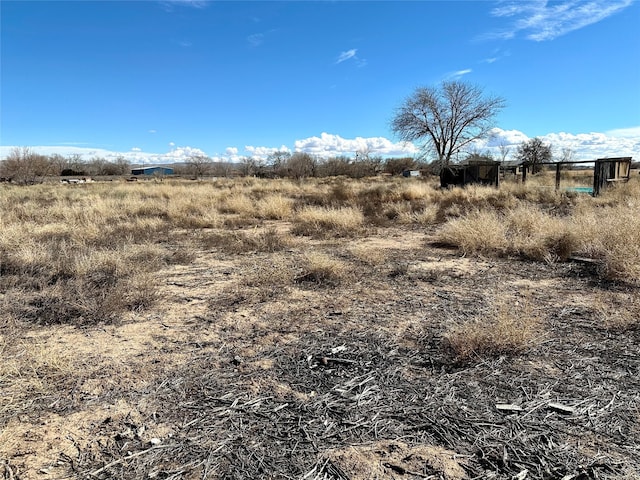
[[284, 153, 316, 179], [391, 80, 505, 168], [187, 154, 213, 179], [239, 157, 263, 177], [384, 157, 415, 176], [498, 141, 511, 163], [560, 148, 575, 163], [317, 156, 352, 177], [267, 150, 291, 177], [0, 147, 53, 184], [515, 138, 552, 174]]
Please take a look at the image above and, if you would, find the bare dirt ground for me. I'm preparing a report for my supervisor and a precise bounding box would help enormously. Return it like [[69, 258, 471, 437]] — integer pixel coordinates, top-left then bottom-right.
[[2, 223, 639, 479]]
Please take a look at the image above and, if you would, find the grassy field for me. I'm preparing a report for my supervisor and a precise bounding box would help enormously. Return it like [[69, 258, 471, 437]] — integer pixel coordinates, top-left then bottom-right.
[[1, 174, 639, 479]]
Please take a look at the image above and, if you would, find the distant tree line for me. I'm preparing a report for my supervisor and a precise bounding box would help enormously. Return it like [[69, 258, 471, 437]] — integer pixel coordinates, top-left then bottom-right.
[[0, 147, 131, 184], [0, 137, 576, 186], [180, 151, 430, 180], [0, 146, 433, 184]]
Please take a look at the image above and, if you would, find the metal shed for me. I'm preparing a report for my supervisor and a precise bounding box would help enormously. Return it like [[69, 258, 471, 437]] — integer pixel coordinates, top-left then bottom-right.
[[131, 166, 174, 176]]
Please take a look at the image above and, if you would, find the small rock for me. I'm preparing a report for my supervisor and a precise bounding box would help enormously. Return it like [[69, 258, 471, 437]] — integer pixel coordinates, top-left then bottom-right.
[[149, 438, 162, 446]]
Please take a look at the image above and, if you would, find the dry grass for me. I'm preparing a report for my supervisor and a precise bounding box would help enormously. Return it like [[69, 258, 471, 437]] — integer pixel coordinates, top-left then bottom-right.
[[295, 252, 349, 286], [200, 227, 294, 254], [1, 175, 639, 478], [590, 292, 640, 332], [444, 297, 543, 362], [256, 194, 295, 220], [435, 177, 640, 282], [292, 205, 366, 237], [348, 245, 388, 266]]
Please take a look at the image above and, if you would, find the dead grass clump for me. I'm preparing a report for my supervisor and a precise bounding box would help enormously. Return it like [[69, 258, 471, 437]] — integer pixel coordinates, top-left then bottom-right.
[[348, 245, 387, 266], [322, 441, 467, 480], [355, 184, 397, 218], [444, 298, 542, 362], [397, 205, 438, 225], [256, 194, 294, 220], [432, 185, 520, 222], [292, 206, 365, 237], [11, 270, 159, 326], [201, 228, 292, 254], [0, 336, 77, 406], [242, 254, 297, 288], [327, 181, 357, 204], [573, 203, 640, 283], [295, 252, 349, 286], [435, 206, 581, 262], [1, 235, 166, 326], [593, 294, 640, 332], [505, 207, 579, 261], [435, 210, 509, 255], [218, 194, 255, 216]]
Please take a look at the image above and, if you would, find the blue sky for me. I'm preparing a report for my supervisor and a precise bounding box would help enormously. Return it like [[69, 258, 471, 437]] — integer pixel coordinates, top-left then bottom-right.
[[1, 0, 639, 163]]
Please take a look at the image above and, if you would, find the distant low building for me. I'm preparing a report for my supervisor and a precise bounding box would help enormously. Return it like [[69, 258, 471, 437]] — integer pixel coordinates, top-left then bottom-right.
[[131, 166, 174, 176]]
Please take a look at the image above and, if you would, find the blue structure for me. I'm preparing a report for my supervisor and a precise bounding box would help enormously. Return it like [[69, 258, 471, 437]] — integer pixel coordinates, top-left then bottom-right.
[[131, 166, 174, 176]]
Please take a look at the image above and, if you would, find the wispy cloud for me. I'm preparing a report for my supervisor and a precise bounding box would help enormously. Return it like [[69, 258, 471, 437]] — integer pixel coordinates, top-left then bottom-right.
[[247, 33, 264, 47], [160, 0, 208, 10], [447, 68, 473, 80], [485, 0, 633, 42], [335, 48, 367, 68], [336, 49, 358, 64], [607, 126, 640, 138]]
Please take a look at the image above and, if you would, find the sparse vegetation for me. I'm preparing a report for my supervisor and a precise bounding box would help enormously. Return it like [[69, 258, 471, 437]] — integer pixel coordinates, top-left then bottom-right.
[[1, 173, 639, 479]]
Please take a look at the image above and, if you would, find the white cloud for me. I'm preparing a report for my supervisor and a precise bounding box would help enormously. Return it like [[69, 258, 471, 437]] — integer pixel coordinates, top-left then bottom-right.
[[294, 133, 418, 158], [3, 127, 637, 166], [245, 145, 291, 160], [486, 0, 633, 42], [163, 146, 207, 159], [470, 127, 640, 161], [0, 145, 209, 164], [148, 129, 157, 134], [336, 49, 357, 64]]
